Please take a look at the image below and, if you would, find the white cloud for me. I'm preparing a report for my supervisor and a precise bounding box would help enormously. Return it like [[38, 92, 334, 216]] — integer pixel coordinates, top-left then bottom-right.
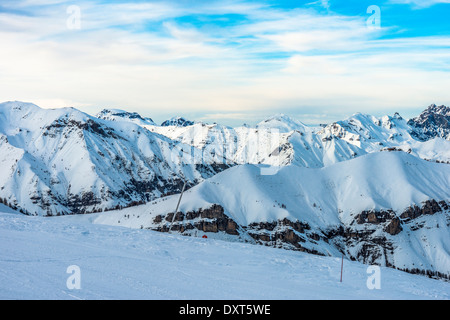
[[0, 1, 449, 124], [306, 0, 331, 10], [388, 0, 450, 8]]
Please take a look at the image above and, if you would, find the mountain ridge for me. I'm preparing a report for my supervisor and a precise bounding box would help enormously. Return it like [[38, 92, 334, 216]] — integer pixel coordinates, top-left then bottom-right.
[[1, 101, 449, 217], [0, 101, 231, 216], [94, 151, 450, 280], [1, 100, 449, 280], [408, 104, 450, 141]]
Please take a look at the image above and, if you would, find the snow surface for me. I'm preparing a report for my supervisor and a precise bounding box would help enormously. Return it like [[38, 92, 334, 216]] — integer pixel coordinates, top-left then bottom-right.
[[0, 101, 230, 215], [255, 113, 310, 133], [1, 102, 449, 299], [94, 152, 450, 277], [0, 208, 448, 300], [95, 151, 450, 229], [1, 101, 449, 216], [143, 110, 450, 169]]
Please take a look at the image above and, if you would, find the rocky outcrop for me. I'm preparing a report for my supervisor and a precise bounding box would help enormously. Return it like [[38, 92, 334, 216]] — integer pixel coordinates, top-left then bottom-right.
[[408, 104, 450, 141], [354, 209, 403, 235], [339, 200, 449, 278], [148, 200, 449, 280], [151, 204, 240, 236], [245, 218, 324, 254], [400, 199, 443, 221], [353, 199, 448, 236], [384, 217, 402, 236], [356, 209, 396, 224], [161, 117, 194, 127]]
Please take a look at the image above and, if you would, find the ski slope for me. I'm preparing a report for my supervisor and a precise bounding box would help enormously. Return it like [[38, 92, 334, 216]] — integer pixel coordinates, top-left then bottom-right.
[[0, 207, 448, 300], [0, 101, 230, 216], [93, 152, 450, 277]]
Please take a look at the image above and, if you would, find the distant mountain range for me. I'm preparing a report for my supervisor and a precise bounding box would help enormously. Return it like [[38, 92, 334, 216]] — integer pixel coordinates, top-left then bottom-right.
[[0, 101, 230, 216], [1, 101, 448, 217], [0, 101, 449, 279]]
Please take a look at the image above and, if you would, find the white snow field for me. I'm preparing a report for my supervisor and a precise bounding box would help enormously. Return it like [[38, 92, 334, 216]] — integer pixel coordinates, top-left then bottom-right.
[[0, 206, 448, 300], [93, 151, 450, 278]]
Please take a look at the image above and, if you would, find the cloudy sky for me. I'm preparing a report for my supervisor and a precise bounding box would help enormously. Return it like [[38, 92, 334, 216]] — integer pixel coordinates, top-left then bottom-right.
[[0, 0, 449, 125]]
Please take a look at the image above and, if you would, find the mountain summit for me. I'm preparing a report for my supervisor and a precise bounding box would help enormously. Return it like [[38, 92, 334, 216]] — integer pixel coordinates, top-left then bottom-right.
[[161, 116, 194, 127], [256, 113, 309, 133], [408, 104, 450, 141], [96, 109, 156, 126]]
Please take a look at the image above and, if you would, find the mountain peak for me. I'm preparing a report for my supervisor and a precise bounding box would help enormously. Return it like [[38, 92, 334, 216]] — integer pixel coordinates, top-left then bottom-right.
[[407, 104, 450, 141], [0, 100, 41, 112], [262, 113, 301, 123], [161, 116, 194, 127], [393, 112, 402, 120], [96, 109, 155, 126], [425, 104, 450, 116], [256, 113, 308, 133]]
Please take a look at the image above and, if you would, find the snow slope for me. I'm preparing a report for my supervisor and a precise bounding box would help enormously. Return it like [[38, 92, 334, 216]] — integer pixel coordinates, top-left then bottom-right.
[[94, 152, 450, 279], [317, 111, 450, 163], [1, 101, 449, 217], [1, 102, 449, 299], [0, 101, 230, 216], [143, 111, 450, 170], [96, 108, 156, 126], [255, 113, 311, 133], [0, 209, 448, 300]]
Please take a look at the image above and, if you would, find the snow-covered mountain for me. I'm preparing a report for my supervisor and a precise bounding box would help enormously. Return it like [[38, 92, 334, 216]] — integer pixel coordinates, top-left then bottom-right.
[[148, 121, 293, 167], [316, 111, 450, 164], [408, 104, 450, 141], [161, 116, 194, 127], [255, 113, 311, 133], [1, 101, 449, 217], [146, 109, 450, 168], [95, 151, 450, 280], [0, 101, 230, 216], [1, 100, 449, 280], [96, 108, 156, 126]]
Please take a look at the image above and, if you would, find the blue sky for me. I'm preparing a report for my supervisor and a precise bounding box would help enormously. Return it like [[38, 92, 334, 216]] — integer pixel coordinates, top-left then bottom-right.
[[0, 0, 449, 125]]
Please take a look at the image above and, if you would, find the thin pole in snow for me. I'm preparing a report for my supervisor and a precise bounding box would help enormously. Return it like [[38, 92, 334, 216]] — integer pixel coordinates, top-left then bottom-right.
[[340, 253, 344, 283], [170, 180, 187, 233], [174, 180, 187, 215]]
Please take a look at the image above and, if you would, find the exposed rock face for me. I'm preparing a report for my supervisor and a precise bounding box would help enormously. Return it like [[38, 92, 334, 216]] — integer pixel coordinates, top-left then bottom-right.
[[338, 199, 449, 278], [161, 117, 194, 127], [384, 217, 402, 236], [356, 209, 396, 224], [152, 204, 240, 236], [354, 209, 403, 235], [246, 218, 323, 254], [408, 104, 450, 141], [400, 199, 443, 221], [149, 200, 449, 280]]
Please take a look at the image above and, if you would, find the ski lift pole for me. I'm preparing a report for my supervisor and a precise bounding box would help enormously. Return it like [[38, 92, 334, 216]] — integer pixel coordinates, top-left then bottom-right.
[[170, 179, 187, 232], [174, 180, 187, 214], [340, 253, 344, 283]]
